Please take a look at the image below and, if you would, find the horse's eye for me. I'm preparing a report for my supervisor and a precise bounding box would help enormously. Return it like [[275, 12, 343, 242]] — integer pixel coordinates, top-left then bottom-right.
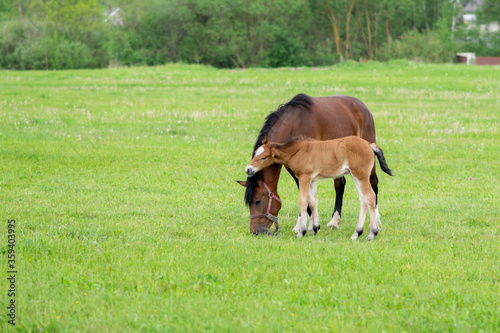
[[255, 200, 261, 205], [261, 157, 267, 161]]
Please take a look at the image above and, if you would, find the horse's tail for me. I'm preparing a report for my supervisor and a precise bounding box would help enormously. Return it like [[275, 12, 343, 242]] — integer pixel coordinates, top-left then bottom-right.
[[370, 143, 393, 176]]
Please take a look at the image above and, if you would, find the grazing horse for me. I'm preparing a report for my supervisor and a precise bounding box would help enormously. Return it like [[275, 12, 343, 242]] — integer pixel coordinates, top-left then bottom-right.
[[245, 136, 393, 240], [237, 93, 379, 235]]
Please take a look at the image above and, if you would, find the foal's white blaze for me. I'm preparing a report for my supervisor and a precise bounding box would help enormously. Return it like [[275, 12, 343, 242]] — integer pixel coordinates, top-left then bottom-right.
[[255, 146, 265, 157]]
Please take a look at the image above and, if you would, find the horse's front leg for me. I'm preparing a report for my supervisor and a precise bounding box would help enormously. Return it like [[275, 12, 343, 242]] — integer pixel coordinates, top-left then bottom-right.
[[307, 180, 320, 235], [293, 176, 311, 237], [327, 176, 346, 229]]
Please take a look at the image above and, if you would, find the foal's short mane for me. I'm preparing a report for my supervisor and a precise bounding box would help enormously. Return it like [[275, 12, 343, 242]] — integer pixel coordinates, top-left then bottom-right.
[[244, 93, 313, 206]]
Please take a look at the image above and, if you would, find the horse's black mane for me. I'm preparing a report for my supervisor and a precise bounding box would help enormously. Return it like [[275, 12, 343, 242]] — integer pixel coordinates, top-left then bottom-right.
[[272, 136, 311, 150], [244, 93, 313, 206]]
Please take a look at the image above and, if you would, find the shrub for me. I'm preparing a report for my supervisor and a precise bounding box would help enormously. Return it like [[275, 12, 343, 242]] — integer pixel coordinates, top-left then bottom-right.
[[454, 27, 500, 57], [375, 29, 457, 63], [53, 41, 93, 69]]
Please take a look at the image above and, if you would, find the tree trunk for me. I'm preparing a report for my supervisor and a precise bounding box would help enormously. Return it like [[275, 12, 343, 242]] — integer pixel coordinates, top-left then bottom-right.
[[328, 8, 343, 62], [385, 13, 391, 43], [356, 5, 368, 59], [345, 0, 356, 60], [365, 9, 373, 59]]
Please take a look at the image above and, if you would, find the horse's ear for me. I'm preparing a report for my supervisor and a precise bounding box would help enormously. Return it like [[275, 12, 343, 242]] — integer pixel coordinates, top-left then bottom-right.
[[237, 181, 247, 187], [262, 136, 269, 144]]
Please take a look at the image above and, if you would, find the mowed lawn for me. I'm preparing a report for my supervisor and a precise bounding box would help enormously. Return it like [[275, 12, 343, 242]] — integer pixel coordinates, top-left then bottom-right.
[[0, 62, 499, 332]]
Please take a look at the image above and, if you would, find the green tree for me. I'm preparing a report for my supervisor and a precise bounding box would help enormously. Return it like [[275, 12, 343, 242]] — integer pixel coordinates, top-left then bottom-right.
[[0, 0, 15, 21], [477, 0, 500, 23]]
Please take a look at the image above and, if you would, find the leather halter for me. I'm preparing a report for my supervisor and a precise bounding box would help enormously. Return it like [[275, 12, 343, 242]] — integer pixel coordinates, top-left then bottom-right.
[[249, 180, 282, 233]]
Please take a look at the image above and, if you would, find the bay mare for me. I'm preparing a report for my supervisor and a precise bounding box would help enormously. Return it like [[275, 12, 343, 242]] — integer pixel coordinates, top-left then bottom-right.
[[245, 136, 393, 240], [237, 94, 379, 235]]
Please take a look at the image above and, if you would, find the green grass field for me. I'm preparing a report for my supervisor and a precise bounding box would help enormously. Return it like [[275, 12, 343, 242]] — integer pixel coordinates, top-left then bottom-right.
[[1, 62, 499, 332]]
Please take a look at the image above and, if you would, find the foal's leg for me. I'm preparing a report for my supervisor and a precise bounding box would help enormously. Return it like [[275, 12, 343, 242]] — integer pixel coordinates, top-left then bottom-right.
[[287, 167, 312, 227], [370, 168, 382, 229], [307, 180, 320, 235], [293, 175, 312, 237], [327, 177, 346, 229], [351, 175, 379, 240], [363, 183, 379, 241], [351, 179, 368, 240]]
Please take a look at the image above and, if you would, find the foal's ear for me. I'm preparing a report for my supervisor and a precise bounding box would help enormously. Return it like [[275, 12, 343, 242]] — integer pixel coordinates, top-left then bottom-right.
[[237, 181, 247, 187], [262, 136, 269, 144]]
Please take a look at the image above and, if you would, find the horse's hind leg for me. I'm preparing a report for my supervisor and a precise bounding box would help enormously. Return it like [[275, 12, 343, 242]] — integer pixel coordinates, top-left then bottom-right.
[[327, 176, 345, 229], [307, 181, 320, 235]]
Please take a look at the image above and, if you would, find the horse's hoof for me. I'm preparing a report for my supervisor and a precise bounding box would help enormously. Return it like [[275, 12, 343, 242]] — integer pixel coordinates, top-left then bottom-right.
[[327, 213, 341, 229], [313, 225, 320, 234], [327, 221, 339, 229], [327, 217, 341, 229]]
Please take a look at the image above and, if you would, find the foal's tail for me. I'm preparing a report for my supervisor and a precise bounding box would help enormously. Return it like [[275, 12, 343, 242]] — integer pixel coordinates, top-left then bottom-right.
[[370, 143, 393, 176]]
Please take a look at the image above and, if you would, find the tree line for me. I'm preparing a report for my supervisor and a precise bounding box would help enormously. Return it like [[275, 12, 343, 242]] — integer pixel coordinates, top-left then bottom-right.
[[0, 0, 498, 70]]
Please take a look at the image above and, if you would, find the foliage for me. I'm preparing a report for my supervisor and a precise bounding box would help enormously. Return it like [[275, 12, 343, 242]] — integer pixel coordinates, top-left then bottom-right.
[[0, 0, 497, 69], [477, 0, 500, 23], [0, 63, 499, 331], [375, 28, 457, 63], [0, 18, 104, 69], [454, 26, 500, 57]]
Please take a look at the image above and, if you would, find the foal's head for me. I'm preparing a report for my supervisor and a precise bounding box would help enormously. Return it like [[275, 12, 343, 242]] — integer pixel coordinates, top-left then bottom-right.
[[245, 136, 280, 177]]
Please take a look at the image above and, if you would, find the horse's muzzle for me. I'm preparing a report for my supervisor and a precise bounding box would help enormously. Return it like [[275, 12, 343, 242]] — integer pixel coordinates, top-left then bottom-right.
[[251, 224, 270, 235]]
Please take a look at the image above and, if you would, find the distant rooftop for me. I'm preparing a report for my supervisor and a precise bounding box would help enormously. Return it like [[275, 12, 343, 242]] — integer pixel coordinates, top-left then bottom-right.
[[464, 0, 483, 12]]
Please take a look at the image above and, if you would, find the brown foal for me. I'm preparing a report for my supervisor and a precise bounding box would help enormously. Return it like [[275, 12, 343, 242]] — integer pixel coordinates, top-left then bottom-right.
[[245, 136, 392, 240]]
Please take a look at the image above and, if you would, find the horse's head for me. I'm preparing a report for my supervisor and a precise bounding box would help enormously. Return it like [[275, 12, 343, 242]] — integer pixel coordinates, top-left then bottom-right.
[[245, 136, 280, 177], [237, 161, 282, 235]]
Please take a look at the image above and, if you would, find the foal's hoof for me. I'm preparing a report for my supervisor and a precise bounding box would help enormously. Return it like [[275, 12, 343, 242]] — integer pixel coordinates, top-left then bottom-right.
[[366, 229, 379, 241], [351, 229, 363, 240], [308, 224, 320, 235]]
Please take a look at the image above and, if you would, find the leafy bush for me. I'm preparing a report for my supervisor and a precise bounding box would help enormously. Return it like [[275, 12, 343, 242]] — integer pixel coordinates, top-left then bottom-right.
[[53, 41, 93, 69], [0, 0, 497, 69], [375, 29, 457, 63], [0, 18, 105, 69], [0, 20, 48, 69], [454, 27, 500, 57], [9, 39, 48, 70]]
